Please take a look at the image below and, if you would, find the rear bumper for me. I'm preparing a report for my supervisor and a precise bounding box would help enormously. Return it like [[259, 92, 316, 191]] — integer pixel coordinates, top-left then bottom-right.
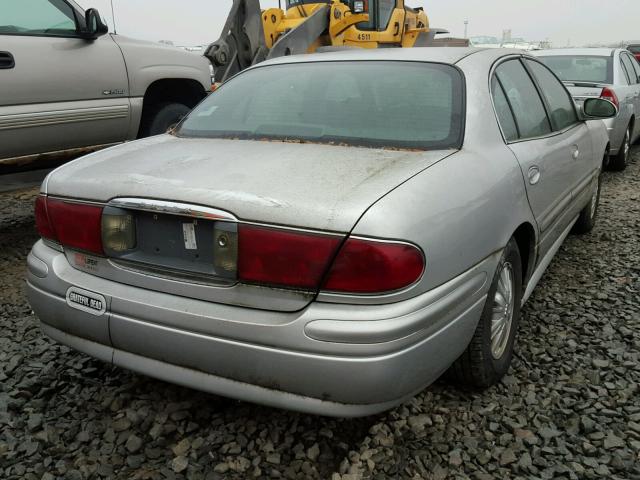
[[27, 240, 497, 417]]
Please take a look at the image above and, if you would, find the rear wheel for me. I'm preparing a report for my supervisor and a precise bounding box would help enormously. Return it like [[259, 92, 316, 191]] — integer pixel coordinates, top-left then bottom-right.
[[609, 125, 631, 171], [139, 102, 191, 138], [572, 172, 602, 234], [449, 238, 522, 387]]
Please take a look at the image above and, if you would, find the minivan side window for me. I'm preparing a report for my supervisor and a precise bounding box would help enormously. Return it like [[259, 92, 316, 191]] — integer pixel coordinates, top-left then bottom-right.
[[0, 0, 77, 36], [526, 60, 579, 131], [491, 77, 519, 142], [495, 59, 552, 140]]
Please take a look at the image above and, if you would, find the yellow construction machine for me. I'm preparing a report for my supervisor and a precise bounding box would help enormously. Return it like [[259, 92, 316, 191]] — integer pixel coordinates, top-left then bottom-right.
[[206, 0, 438, 83]]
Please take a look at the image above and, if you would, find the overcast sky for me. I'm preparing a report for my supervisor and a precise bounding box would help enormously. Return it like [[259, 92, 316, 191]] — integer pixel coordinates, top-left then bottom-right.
[[80, 0, 640, 47]]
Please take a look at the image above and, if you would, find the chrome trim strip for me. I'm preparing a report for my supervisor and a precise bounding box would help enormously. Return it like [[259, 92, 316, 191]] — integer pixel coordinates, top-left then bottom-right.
[[0, 105, 129, 131], [108, 198, 238, 222]]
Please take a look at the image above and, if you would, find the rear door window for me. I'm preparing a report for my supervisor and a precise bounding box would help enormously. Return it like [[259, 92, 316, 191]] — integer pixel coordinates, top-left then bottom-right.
[[495, 59, 552, 140], [491, 77, 519, 142], [526, 60, 578, 131]]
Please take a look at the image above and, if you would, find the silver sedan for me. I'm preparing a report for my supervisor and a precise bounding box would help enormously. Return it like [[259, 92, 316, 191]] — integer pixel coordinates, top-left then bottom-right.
[[27, 48, 614, 417], [535, 48, 640, 170]]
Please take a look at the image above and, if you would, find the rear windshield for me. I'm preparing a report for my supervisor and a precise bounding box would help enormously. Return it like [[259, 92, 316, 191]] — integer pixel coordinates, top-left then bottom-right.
[[628, 46, 640, 54], [178, 61, 465, 150], [537, 55, 613, 84]]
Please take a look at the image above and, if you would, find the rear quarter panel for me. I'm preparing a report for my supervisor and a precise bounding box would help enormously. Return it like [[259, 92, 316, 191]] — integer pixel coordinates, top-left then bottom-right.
[[350, 145, 533, 298], [347, 52, 537, 300]]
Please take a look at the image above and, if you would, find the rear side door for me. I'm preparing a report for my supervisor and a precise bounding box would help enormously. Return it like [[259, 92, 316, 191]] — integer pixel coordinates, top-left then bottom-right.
[[0, 0, 130, 162], [524, 58, 595, 216], [491, 57, 590, 260]]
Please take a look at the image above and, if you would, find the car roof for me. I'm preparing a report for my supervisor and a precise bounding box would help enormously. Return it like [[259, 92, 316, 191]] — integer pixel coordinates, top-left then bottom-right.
[[258, 47, 529, 68], [533, 48, 617, 57]]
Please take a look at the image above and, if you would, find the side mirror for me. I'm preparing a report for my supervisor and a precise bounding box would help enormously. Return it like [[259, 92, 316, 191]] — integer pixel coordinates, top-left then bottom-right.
[[582, 98, 618, 119], [80, 8, 108, 40]]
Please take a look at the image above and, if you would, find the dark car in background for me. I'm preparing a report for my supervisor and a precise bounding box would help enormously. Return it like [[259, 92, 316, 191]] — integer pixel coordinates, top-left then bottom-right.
[[627, 43, 640, 62]]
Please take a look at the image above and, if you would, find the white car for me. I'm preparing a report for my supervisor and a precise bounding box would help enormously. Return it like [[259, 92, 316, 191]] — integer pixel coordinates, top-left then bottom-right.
[[535, 48, 640, 170]]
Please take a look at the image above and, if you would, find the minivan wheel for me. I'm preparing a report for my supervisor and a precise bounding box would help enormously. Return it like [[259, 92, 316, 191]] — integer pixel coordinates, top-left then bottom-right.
[[140, 102, 191, 137], [572, 173, 601, 234], [449, 237, 522, 388], [609, 126, 631, 171]]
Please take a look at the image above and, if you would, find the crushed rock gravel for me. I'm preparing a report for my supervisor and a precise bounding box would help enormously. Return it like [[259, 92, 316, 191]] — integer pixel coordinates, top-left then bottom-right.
[[1, 148, 639, 480]]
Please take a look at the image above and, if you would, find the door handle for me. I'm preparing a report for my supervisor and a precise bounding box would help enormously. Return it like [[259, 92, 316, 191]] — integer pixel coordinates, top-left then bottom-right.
[[528, 166, 541, 185], [0, 52, 15, 69], [571, 145, 580, 160]]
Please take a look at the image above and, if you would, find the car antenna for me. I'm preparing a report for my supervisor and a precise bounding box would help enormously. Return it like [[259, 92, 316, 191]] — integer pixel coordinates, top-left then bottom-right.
[[110, 0, 117, 34]]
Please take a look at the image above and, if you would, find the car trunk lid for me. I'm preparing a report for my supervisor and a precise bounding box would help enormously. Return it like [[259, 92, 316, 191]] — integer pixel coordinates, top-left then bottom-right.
[[46, 135, 454, 311], [564, 82, 608, 108], [46, 135, 452, 232]]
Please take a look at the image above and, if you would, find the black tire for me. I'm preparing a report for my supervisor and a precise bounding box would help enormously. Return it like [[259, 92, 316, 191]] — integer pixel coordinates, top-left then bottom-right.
[[139, 102, 191, 138], [609, 125, 631, 171], [449, 237, 523, 388], [572, 172, 601, 235]]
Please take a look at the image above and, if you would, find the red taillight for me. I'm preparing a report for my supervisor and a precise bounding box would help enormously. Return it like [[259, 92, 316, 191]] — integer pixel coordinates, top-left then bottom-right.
[[238, 224, 341, 289], [322, 238, 424, 294], [634, 54, 640, 63], [600, 87, 619, 109], [44, 198, 104, 254], [35, 196, 57, 241]]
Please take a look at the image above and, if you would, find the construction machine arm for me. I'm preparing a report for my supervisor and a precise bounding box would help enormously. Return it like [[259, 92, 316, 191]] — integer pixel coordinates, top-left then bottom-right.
[[266, 5, 330, 60], [204, 0, 268, 84], [206, 0, 333, 83], [205, 1, 435, 84]]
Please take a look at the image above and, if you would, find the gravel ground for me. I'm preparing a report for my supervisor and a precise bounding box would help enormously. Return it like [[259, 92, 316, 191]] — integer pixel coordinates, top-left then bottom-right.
[[1, 149, 639, 480]]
